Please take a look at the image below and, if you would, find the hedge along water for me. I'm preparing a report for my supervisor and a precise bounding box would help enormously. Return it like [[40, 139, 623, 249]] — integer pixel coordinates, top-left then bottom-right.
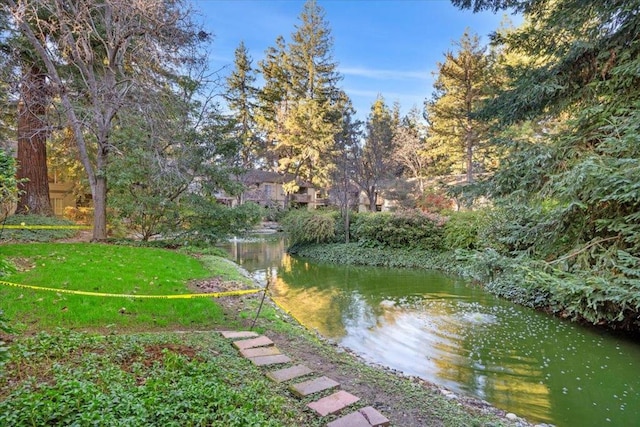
[[221, 237, 640, 427]]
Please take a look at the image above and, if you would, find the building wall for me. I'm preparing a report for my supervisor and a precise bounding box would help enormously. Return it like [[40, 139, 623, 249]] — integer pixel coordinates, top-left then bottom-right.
[[49, 182, 76, 217]]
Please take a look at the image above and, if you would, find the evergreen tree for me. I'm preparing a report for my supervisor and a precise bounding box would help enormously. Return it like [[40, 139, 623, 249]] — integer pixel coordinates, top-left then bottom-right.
[[256, 0, 345, 196], [354, 96, 396, 211], [1, 8, 53, 215], [425, 30, 492, 183], [453, 0, 640, 272], [15, 62, 53, 215], [256, 35, 292, 170], [288, 0, 342, 103], [226, 41, 259, 169]]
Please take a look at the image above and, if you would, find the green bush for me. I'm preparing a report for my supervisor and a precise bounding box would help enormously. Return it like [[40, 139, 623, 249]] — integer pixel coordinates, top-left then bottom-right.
[[281, 209, 338, 245], [182, 198, 264, 244], [351, 210, 445, 251], [443, 210, 488, 250], [0, 149, 19, 222]]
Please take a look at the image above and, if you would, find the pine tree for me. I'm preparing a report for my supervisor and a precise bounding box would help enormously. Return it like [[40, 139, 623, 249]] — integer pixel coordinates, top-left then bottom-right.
[[287, 0, 342, 103], [226, 41, 258, 169], [425, 30, 492, 183], [256, 0, 344, 195], [354, 96, 397, 211], [256, 35, 292, 170]]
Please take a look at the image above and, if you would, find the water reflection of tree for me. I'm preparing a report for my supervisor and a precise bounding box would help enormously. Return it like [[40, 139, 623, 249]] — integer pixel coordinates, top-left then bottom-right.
[[225, 239, 286, 269]]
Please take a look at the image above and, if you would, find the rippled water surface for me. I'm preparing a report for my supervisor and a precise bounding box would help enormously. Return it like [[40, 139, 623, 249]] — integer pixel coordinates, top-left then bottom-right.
[[221, 239, 640, 427]]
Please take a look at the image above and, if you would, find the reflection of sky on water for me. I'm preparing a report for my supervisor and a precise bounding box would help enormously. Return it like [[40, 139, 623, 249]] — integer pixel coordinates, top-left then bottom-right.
[[220, 239, 640, 427]]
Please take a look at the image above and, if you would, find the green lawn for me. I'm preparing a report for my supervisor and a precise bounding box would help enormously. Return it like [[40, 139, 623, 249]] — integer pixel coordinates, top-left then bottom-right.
[[0, 243, 241, 332]]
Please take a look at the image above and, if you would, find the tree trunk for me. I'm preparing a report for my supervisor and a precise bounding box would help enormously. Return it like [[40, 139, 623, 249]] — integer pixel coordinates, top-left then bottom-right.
[[15, 65, 53, 216], [368, 186, 377, 211], [91, 172, 108, 241], [465, 122, 474, 184]]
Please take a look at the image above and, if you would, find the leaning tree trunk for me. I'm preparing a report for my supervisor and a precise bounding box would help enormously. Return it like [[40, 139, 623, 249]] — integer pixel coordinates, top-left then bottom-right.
[[15, 64, 53, 216]]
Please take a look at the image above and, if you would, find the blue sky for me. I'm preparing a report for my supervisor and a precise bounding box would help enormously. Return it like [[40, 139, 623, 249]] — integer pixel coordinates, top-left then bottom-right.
[[191, 0, 518, 120]]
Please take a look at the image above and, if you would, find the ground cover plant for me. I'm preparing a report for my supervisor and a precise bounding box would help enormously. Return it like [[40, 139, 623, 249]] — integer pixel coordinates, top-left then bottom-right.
[[0, 214, 79, 242], [0, 330, 304, 426], [0, 243, 245, 332]]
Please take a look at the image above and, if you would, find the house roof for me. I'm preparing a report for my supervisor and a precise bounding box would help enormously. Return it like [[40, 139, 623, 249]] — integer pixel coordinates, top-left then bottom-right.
[[240, 170, 314, 188]]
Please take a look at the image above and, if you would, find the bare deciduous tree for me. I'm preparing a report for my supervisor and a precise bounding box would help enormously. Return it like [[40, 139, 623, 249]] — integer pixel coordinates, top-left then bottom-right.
[[4, 0, 204, 240]]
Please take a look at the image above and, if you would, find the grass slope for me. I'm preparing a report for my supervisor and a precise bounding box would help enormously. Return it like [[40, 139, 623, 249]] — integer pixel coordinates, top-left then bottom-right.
[[0, 243, 232, 332]]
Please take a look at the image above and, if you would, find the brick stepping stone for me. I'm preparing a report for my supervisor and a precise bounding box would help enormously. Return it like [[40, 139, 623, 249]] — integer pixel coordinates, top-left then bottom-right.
[[289, 376, 339, 397], [248, 354, 291, 366], [307, 390, 359, 416], [327, 406, 390, 427], [233, 335, 273, 350], [219, 330, 258, 339], [240, 346, 281, 358], [267, 364, 313, 383]]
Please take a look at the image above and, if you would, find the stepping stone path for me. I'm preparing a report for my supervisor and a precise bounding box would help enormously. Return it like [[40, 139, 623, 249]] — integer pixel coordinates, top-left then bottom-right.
[[220, 330, 390, 426]]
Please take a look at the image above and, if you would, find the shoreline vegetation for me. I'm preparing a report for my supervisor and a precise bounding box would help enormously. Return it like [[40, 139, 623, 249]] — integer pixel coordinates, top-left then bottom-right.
[[281, 209, 640, 335], [0, 237, 529, 426]]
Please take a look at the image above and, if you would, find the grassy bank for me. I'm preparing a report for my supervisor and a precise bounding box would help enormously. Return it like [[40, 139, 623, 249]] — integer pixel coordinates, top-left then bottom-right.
[[0, 242, 519, 426], [0, 243, 236, 332]]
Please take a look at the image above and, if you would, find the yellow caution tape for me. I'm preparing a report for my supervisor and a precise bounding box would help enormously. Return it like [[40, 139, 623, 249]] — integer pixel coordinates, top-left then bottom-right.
[[2, 225, 92, 229], [0, 280, 262, 299]]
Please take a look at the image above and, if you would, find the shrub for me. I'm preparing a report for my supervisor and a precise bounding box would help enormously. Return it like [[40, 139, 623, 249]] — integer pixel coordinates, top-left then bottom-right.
[[281, 209, 338, 245], [443, 210, 488, 250], [0, 149, 19, 222], [417, 188, 454, 213], [182, 199, 264, 244], [351, 209, 445, 251]]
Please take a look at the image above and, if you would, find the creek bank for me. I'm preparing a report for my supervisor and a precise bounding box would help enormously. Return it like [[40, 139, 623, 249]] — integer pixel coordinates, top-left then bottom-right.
[[214, 284, 537, 427], [287, 242, 640, 334]]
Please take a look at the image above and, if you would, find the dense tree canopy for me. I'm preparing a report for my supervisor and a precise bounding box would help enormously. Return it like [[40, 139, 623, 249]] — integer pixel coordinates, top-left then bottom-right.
[[452, 0, 640, 273]]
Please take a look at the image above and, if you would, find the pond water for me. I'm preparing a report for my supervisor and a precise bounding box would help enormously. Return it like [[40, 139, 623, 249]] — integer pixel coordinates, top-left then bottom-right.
[[221, 238, 640, 427]]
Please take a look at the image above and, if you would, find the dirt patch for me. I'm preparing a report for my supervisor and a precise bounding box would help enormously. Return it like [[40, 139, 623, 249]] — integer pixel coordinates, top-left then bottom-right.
[[189, 277, 247, 294], [119, 343, 201, 373], [7, 257, 35, 272], [56, 230, 93, 243]]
